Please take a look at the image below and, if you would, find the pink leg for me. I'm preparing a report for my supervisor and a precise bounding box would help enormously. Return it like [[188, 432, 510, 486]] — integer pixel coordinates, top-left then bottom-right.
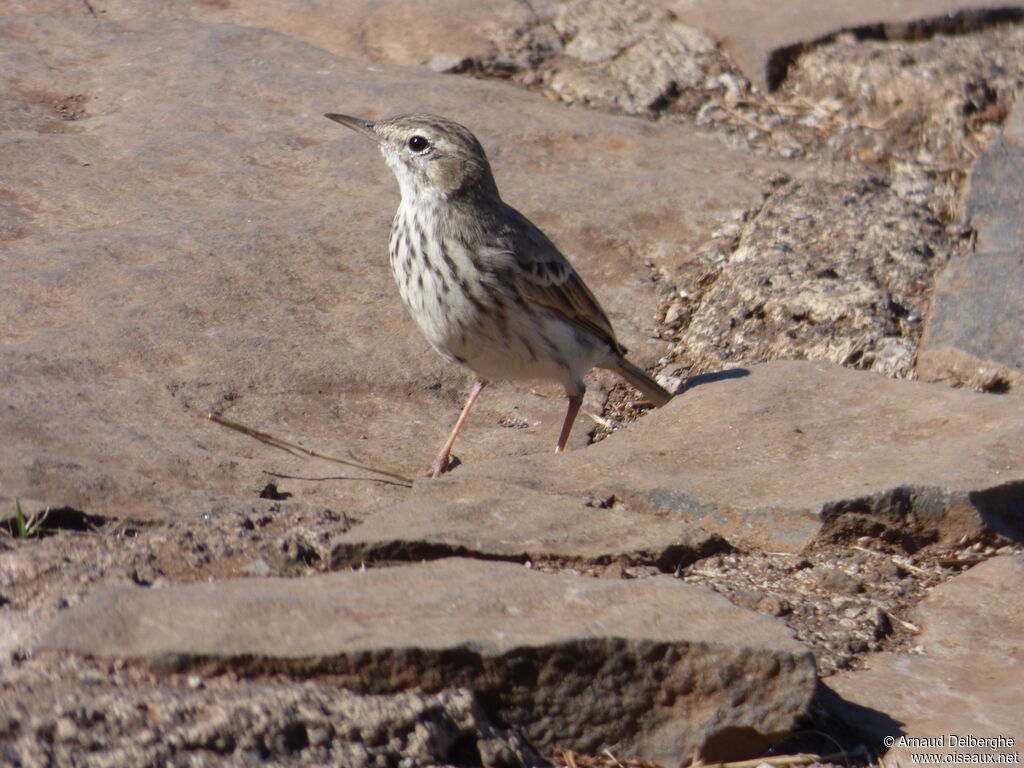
[[427, 379, 487, 477], [555, 393, 583, 453]]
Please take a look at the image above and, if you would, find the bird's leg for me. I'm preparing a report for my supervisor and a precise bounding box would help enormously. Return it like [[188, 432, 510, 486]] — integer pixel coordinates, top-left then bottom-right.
[[555, 392, 583, 453], [427, 378, 487, 477]]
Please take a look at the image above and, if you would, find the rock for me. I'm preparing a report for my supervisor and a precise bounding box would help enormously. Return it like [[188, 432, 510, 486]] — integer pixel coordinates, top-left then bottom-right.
[[0, 15, 785, 520], [917, 253, 1024, 394], [38, 558, 817, 763], [917, 345, 1024, 395], [547, 0, 721, 113], [812, 566, 862, 595], [783, 25, 1024, 186], [1008, 90, 1024, 139], [828, 556, 1024, 765], [668, 177, 948, 381], [2, 0, 537, 69], [335, 360, 1024, 562], [4, 5, 1022, 766], [962, 130, 1024, 255], [330, 478, 726, 571], [3, 680, 541, 768], [0, 611, 34, 665], [674, 0, 1018, 88], [917, 99, 1024, 394]]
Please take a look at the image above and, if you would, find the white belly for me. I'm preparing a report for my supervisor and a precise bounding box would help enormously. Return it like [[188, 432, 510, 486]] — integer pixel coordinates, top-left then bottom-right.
[[389, 217, 609, 393]]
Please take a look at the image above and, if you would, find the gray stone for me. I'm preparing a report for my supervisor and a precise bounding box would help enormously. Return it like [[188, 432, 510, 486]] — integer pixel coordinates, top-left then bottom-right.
[[918, 252, 1024, 393], [829, 556, 1024, 766], [547, 0, 720, 113], [0, 15, 785, 520], [2, 0, 537, 69], [918, 98, 1024, 393], [673, 0, 1021, 88], [331, 478, 724, 571], [667, 177, 949, 382], [1008, 92, 1024, 140], [39, 558, 817, 763], [963, 135, 1024, 253], [335, 360, 1024, 561]]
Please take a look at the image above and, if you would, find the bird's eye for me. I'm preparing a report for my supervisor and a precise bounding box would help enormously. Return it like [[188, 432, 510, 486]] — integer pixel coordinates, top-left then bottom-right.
[[407, 135, 429, 152]]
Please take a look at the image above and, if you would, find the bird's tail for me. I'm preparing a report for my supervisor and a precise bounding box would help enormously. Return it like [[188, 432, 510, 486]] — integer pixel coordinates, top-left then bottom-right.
[[607, 358, 673, 407]]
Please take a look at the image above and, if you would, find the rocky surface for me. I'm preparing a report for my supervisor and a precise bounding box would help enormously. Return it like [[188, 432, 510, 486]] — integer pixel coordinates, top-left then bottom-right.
[[2, 0, 540, 70], [35, 559, 816, 764], [2, 672, 543, 768], [2, 1, 1024, 766], [662, 178, 945, 380], [963, 103, 1024, 253], [829, 555, 1024, 766], [918, 95, 1024, 394], [917, 252, 1024, 393], [0, 13, 781, 521], [489, 8, 1024, 402], [334, 361, 1024, 561], [673, 0, 1023, 89], [543, 0, 725, 114]]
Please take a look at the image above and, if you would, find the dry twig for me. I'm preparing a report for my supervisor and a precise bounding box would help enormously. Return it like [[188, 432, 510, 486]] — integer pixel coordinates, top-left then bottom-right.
[[203, 412, 415, 487]]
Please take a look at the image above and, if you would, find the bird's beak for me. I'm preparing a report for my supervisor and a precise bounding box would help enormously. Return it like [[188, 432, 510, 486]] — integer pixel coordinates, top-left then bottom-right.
[[325, 113, 383, 144]]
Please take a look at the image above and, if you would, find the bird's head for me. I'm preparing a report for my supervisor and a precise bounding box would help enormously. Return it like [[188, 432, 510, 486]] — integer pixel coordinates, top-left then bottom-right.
[[326, 113, 499, 202]]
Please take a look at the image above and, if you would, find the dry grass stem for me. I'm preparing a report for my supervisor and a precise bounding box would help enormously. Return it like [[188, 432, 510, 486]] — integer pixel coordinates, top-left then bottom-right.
[[203, 412, 415, 487]]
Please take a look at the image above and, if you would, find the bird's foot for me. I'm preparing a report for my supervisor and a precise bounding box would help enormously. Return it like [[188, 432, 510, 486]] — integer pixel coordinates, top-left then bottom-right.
[[424, 454, 460, 478]]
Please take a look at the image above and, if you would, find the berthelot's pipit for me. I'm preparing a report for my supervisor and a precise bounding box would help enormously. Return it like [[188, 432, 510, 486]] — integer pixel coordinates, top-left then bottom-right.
[[326, 113, 672, 477]]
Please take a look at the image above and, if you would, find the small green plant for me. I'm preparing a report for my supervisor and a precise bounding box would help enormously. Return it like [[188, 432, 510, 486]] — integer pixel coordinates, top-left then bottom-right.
[[13, 499, 27, 538], [6, 500, 49, 539]]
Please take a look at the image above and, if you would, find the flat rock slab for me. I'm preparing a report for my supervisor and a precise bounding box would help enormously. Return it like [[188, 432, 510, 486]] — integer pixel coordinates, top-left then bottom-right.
[[918, 100, 1024, 393], [829, 556, 1024, 765], [335, 360, 1024, 562], [0, 15, 784, 521], [917, 252, 1024, 394], [674, 0, 1019, 88], [331, 478, 728, 571], [963, 122, 1024, 254], [2, 0, 535, 69], [39, 558, 816, 763]]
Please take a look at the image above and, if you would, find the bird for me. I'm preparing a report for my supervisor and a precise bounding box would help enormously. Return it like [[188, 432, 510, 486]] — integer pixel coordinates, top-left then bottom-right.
[[326, 113, 673, 477]]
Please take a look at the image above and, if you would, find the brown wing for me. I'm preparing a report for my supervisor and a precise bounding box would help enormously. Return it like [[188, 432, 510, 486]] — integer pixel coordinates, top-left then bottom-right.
[[498, 204, 626, 355]]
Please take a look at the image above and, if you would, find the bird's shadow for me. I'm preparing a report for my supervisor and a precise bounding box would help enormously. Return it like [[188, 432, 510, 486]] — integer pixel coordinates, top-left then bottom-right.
[[679, 367, 750, 393]]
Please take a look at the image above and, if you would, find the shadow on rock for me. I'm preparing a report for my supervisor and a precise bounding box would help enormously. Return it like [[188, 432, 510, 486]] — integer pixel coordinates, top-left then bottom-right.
[[800, 682, 905, 762], [683, 367, 751, 391], [970, 481, 1024, 544]]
